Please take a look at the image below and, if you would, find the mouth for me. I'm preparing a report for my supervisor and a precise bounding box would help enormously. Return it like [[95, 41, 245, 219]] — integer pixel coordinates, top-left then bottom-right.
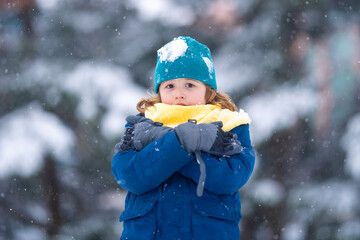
[[175, 103, 187, 106]]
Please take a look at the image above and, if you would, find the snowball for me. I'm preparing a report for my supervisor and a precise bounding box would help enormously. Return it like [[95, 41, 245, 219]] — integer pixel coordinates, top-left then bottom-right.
[[157, 37, 188, 62]]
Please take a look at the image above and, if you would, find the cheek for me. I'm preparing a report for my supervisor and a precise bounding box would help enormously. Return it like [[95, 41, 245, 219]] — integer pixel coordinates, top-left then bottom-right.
[[200, 96, 206, 104], [159, 91, 170, 103], [201, 89, 207, 103], [195, 90, 206, 104]]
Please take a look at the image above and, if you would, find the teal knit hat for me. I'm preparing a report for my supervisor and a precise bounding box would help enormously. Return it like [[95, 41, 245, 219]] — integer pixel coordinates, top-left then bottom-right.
[[154, 36, 217, 93]]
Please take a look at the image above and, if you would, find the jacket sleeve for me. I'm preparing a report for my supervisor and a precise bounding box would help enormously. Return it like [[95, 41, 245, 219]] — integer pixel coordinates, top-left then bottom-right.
[[178, 124, 255, 195], [111, 127, 194, 195]]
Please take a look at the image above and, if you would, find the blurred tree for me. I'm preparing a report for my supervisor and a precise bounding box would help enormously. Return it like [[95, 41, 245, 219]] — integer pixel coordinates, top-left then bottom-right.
[[0, 0, 359, 239]]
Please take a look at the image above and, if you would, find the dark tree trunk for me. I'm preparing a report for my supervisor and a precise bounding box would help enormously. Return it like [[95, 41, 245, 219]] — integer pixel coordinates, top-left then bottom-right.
[[42, 155, 62, 237]]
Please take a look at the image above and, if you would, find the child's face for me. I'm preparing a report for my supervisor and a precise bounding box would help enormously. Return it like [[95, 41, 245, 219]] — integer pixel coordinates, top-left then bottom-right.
[[159, 78, 206, 106]]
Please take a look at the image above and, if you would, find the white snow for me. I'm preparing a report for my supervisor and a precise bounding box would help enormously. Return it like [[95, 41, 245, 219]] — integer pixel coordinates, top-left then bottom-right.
[[337, 221, 360, 240], [287, 181, 358, 221], [215, 14, 280, 93], [7, 60, 145, 140], [216, 55, 260, 93], [25, 202, 49, 224], [157, 37, 188, 62], [63, 11, 106, 33], [202, 57, 214, 74], [14, 226, 46, 240], [242, 84, 316, 145], [282, 222, 306, 240], [10, 59, 62, 91], [341, 113, 360, 180], [35, 0, 59, 11], [283, 181, 359, 239], [98, 190, 127, 211], [126, 0, 195, 26], [247, 179, 285, 206], [63, 62, 145, 139], [0, 103, 75, 179]]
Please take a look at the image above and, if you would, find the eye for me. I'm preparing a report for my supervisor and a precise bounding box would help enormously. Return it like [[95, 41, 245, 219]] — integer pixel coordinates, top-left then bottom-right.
[[186, 83, 195, 88], [164, 84, 174, 89]]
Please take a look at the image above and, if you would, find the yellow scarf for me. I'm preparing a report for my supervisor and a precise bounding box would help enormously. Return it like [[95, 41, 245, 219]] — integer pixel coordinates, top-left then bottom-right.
[[145, 103, 251, 132]]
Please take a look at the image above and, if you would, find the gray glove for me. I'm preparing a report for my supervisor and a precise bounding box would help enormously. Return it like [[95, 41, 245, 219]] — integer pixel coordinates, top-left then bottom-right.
[[115, 126, 135, 152], [174, 120, 242, 156], [124, 115, 172, 151]]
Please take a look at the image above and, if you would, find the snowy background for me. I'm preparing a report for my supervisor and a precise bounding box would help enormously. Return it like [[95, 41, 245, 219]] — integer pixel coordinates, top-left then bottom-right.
[[0, 0, 359, 239]]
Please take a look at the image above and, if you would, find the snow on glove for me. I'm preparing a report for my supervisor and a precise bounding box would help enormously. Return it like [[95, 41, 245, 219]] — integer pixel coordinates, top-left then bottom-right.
[[174, 120, 242, 156], [126, 115, 172, 151]]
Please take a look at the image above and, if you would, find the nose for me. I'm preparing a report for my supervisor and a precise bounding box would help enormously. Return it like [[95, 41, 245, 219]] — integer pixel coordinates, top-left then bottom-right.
[[174, 89, 185, 99]]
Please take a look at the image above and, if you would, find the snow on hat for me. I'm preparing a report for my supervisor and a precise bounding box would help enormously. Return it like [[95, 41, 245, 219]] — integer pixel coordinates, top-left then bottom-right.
[[154, 36, 217, 93]]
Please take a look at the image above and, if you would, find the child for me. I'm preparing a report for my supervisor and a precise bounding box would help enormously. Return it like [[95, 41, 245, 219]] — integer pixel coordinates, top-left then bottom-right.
[[112, 36, 255, 240]]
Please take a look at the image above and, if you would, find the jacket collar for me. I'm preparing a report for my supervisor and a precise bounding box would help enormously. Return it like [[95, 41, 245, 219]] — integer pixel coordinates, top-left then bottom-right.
[[145, 103, 251, 132]]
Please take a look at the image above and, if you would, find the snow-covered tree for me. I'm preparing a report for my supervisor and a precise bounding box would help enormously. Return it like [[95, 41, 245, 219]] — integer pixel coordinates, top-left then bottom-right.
[[0, 0, 359, 239]]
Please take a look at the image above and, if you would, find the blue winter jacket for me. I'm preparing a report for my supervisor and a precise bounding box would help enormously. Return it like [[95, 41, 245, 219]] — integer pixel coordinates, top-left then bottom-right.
[[111, 122, 255, 240]]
